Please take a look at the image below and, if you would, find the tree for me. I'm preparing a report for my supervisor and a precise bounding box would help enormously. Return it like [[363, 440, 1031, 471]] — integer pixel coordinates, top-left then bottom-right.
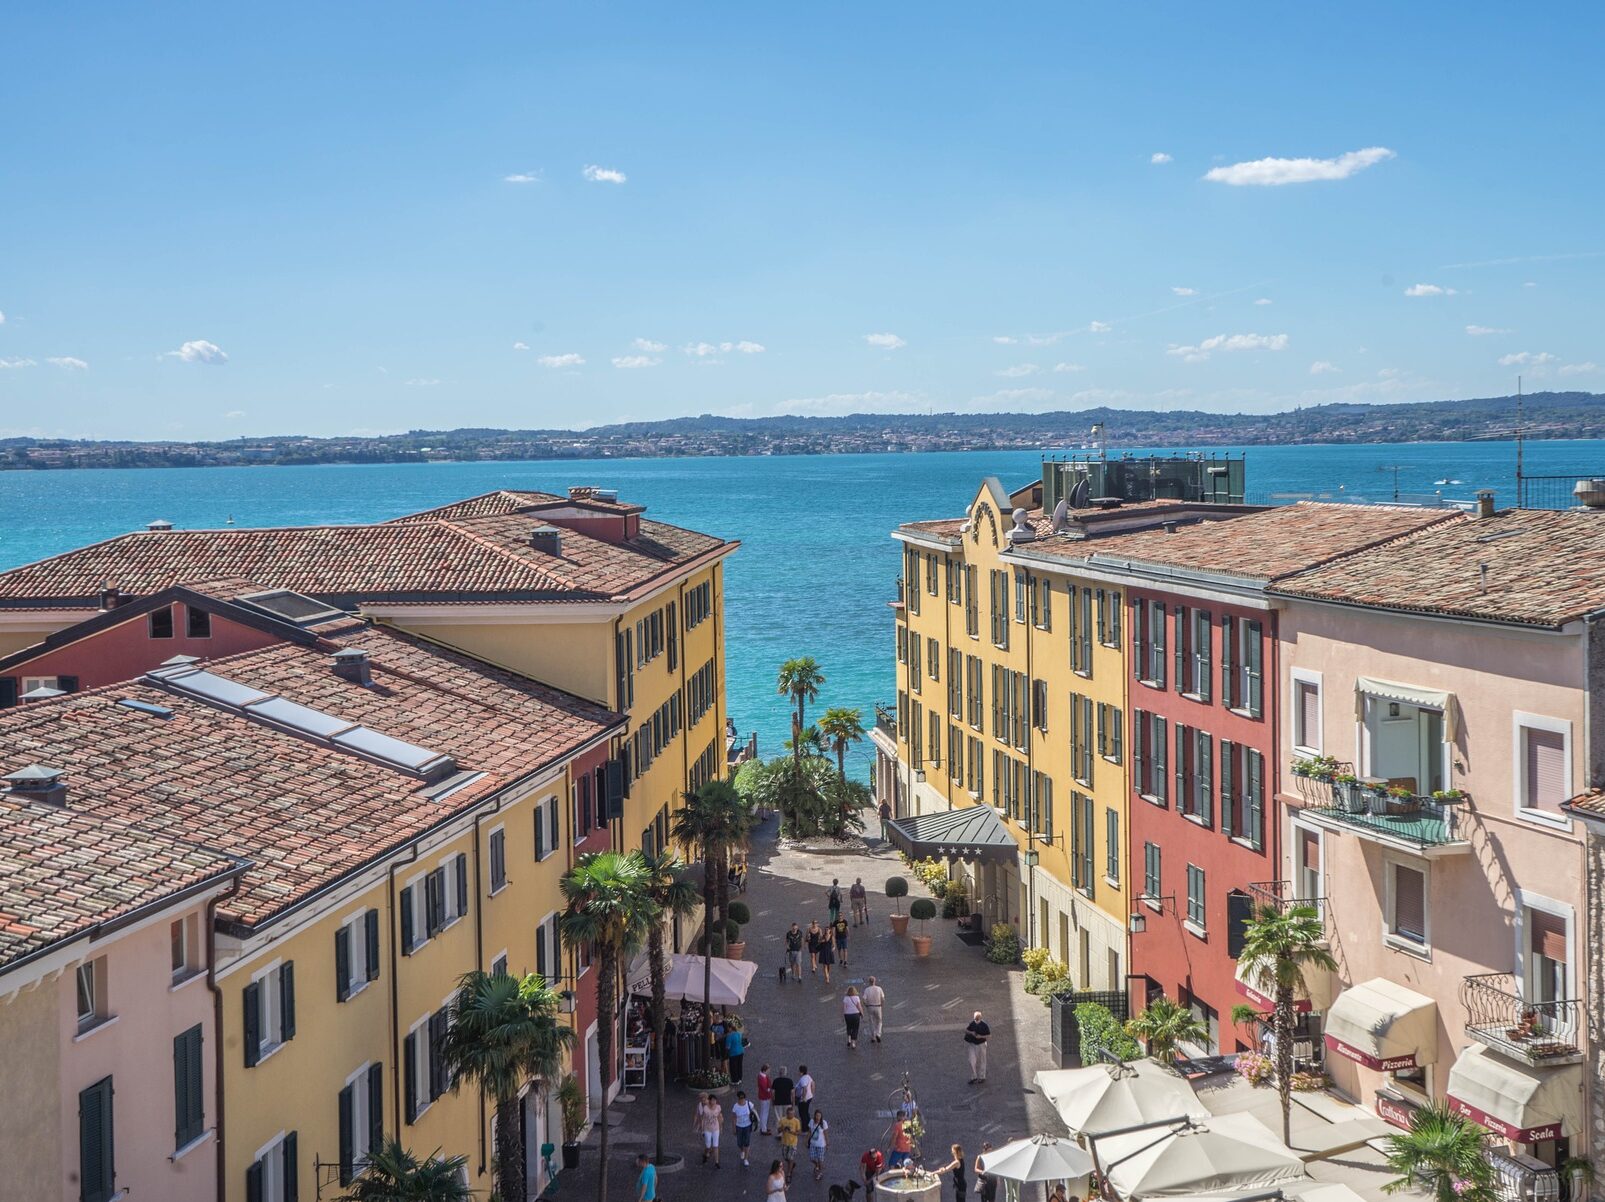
[[671, 780, 756, 1052], [438, 972, 574, 1202], [1382, 1103, 1496, 1202], [339, 1141, 471, 1202], [639, 850, 700, 1165], [776, 657, 826, 744], [818, 706, 867, 783], [1237, 902, 1338, 1145], [560, 851, 655, 1202], [1124, 995, 1208, 1066], [784, 723, 828, 758]]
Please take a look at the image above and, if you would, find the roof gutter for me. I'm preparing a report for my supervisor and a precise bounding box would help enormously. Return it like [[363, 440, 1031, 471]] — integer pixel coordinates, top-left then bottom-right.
[[1263, 587, 1569, 634], [206, 871, 244, 1202]]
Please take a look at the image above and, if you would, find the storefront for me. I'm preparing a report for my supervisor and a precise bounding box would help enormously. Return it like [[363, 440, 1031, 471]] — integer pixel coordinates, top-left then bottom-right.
[[1324, 978, 1438, 1107], [1447, 1044, 1583, 1172]]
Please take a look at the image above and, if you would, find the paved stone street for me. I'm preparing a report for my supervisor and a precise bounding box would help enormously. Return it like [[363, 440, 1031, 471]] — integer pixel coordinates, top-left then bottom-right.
[[562, 814, 1064, 1202]]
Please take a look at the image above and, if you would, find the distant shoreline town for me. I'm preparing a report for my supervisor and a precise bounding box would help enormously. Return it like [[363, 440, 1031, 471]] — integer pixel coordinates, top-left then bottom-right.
[[2, 390, 1600, 470]]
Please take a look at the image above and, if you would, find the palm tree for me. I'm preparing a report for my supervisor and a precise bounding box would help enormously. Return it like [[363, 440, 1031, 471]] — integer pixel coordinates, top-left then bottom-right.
[[818, 706, 866, 783], [671, 780, 755, 1053], [1237, 902, 1338, 1145], [1124, 995, 1208, 1066], [639, 850, 701, 1165], [438, 971, 575, 1202], [776, 657, 826, 741], [560, 851, 655, 1202], [784, 723, 828, 758], [339, 1140, 471, 1201], [1382, 1103, 1496, 1202]]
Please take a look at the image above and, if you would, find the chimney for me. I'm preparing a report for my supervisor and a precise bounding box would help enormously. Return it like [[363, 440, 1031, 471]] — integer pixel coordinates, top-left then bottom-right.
[[331, 647, 372, 686], [4, 764, 67, 806], [1475, 490, 1496, 519], [529, 524, 563, 556], [99, 585, 123, 610], [146, 519, 174, 532], [1479, 561, 1490, 593], [567, 486, 599, 501], [1162, 520, 1180, 535]]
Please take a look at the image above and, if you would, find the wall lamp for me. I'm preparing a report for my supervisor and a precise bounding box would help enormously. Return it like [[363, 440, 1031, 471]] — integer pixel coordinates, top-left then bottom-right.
[[1129, 894, 1175, 934]]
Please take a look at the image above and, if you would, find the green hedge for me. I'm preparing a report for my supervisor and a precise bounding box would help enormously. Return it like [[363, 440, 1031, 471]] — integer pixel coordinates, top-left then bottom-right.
[[1074, 1001, 1142, 1063]]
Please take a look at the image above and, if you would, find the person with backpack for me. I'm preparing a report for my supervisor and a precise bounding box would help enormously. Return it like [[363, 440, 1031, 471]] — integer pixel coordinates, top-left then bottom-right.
[[827, 879, 843, 926]]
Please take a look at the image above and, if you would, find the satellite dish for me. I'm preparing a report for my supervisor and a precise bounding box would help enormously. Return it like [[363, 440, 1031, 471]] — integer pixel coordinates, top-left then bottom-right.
[[1051, 499, 1070, 533], [1070, 478, 1091, 509]]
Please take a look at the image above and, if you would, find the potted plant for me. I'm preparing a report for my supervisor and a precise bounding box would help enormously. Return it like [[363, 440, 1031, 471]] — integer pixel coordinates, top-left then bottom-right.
[[1332, 773, 1365, 812], [887, 876, 910, 934], [1382, 784, 1419, 815], [686, 1067, 732, 1094], [696, 931, 728, 957], [1431, 788, 1468, 805], [558, 1073, 586, 1169], [909, 898, 937, 956], [726, 902, 751, 959]]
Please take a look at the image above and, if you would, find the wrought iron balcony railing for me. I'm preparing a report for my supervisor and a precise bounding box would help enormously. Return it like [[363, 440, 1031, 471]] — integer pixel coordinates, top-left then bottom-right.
[[1289, 761, 1470, 850], [874, 703, 898, 740], [1246, 879, 1327, 923], [1460, 973, 1584, 1067]]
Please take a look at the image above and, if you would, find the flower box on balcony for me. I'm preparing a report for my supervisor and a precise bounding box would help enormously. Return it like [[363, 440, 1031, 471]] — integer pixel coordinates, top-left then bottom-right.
[[1332, 775, 1368, 813], [1379, 786, 1422, 816]]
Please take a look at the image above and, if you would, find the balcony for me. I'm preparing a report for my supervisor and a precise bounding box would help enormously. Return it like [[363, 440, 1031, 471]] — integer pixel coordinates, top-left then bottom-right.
[[874, 703, 898, 741], [1461, 973, 1584, 1067], [1247, 879, 1326, 923], [890, 577, 907, 611], [1289, 760, 1470, 854]]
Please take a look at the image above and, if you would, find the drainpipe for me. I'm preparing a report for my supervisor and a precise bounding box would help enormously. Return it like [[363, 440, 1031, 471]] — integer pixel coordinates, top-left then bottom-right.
[[387, 842, 421, 1147], [205, 873, 244, 1202], [1024, 570, 1036, 951], [472, 790, 511, 1176]]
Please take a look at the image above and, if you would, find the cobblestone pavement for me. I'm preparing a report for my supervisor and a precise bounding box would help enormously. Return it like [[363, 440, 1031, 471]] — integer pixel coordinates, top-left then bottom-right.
[[560, 813, 1064, 1202]]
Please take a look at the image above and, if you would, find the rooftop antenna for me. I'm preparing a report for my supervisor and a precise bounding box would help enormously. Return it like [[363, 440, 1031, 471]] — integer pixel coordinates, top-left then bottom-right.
[[1515, 376, 1524, 508], [1378, 464, 1404, 502]]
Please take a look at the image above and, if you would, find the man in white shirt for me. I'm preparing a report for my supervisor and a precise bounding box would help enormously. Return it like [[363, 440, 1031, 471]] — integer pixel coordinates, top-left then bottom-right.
[[862, 976, 887, 1043], [795, 1065, 816, 1113]]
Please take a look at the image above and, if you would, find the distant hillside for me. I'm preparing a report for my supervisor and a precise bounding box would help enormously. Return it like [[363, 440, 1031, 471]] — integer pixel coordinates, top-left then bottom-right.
[[3, 391, 1601, 470]]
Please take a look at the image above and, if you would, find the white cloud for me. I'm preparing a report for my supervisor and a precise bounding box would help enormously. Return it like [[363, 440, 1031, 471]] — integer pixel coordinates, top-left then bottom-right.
[[1498, 351, 1555, 367], [992, 335, 1018, 345], [0, 357, 36, 369], [612, 355, 660, 368], [996, 364, 1040, 378], [632, 338, 667, 353], [512, 341, 530, 351], [735, 340, 765, 354], [538, 353, 585, 368], [582, 164, 627, 184], [1167, 332, 1289, 362], [1559, 362, 1600, 376], [1465, 325, 1511, 336], [683, 340, 764, 358], [1524, 281, 1538, 288], [1052, 362, 1085, 373], [864, 332, 906, 350], [164, 339, 228, 364], [1088, 321, 1111, 334], [1171, 286, 1198, 297], [405, 377, 442, 387], [1404, 283, 1456, 297], [1204, 146, 1395, 186], [1254, 297, 1272, 305], [225, 409, 246, 419], [776, 389, 925, 416], [1150, 152, 1173, 165], [0, 310, 6, 324], [503, 171, 541, 184], [47, 356, 88, 370], [1309, 360, 1340, 375]]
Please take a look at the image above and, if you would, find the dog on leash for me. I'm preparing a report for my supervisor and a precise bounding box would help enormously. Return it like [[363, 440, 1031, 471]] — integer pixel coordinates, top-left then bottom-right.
[[829, 1181, 864, 1202], [778, 964, 788, 985]]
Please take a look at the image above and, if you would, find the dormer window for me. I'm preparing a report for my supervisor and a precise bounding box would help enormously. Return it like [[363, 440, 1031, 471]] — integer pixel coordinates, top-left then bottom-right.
[[149, 607, 175, 639]]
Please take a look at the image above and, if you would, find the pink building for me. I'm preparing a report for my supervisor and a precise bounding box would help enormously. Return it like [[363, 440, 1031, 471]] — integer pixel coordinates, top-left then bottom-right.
[[1268, 504, 1604, 1178]]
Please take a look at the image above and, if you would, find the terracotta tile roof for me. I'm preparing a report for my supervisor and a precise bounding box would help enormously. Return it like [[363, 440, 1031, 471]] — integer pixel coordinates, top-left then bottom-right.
[[1036, 502, 1461, 581], [394, 489, 645, 521], [1271, 507, 1605, 627], [0, 622, 621, 930], [1563, 787, 1605, 818], [0, 801, 241, 971], [0, 500, 730, 609], [899, 499, 1224, 544]]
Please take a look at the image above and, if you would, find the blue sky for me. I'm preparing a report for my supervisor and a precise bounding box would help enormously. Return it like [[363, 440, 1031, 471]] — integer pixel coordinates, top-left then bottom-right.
[[2, 3, 1601, 440]]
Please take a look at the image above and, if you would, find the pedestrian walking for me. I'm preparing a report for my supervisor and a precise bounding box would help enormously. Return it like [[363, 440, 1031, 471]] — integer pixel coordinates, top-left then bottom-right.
[[785, 922, 805, 981], [862, 976, 886, 1043], [794, 1064, 815, 1113], [861, 1146, 885, 1201], [964, 1011, 990, 1084], [833, 914, 850, 966], [756, 1063, 774, 1134], [1047, 1186, 1067, 1202], [777, 1106, 801, 1183], [725, 1021, 747, 1083], [842, 986, 864, 1048], [939, 1145, 967, 1202], [805, 920, 825, 974], [767, 1159, 789, 1202], [817, 928, 836, 984], [878, 799, 892, 840], [695, 1093, 724, 1168], [638, 1153, 657, 1202], [827, 879, 844, 926], [808, 1109, 830, 1181], [772, 1065, 795, 1116], [850, 877, 868, 925], [976, 1145, 997, 1202], [732, 1090, 756, 1166]]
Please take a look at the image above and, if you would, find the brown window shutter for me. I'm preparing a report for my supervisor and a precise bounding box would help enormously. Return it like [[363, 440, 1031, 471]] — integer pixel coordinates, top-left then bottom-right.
[[1530, 910, 1568, 963]]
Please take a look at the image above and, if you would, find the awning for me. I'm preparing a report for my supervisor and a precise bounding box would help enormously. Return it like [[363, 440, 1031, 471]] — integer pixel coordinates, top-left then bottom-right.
[[1355, 677, 1459, 744], [1096, 1112, 1306, 1199], [886, 804, 1019, 864], [626, 953, 758, 1006], [1324, 978, 1437, 1071], [1233, 957, 1333, 1014], [1446, 1044, 1584, 1143]]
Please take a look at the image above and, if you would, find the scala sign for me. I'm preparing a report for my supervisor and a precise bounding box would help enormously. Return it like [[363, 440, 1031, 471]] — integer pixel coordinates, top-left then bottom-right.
[[1447, 1095, 1563, 1144]]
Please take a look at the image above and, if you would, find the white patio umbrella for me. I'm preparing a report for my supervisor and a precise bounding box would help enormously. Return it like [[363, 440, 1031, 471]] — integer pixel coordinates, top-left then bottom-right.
[[663, 953, 759, 1006], [1033, 1060, 1209, 1137], [980, 1134, 1096, 1202], [1095, 1113, 1305, 1200]]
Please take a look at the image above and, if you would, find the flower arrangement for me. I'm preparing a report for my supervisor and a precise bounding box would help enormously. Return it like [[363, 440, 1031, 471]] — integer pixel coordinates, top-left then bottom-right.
[[1289, 1070, 1329, 1092], [1431, 789, 1468, 804], [1234, 1051, 1274, 1086], [687, 1068, 732, 1090]]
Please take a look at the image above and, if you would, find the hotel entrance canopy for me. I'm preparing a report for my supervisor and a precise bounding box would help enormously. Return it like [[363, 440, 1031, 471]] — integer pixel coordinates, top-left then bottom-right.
[[1446, 1044, 1583, 1144], [1324, 978, 1437, 1071], [886, 805, 1019, 864]]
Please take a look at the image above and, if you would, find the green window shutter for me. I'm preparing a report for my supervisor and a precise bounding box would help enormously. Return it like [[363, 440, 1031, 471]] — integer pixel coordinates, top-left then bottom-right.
[[246, 1161, 264, 1202], [79, 1075, 115, 1202], [1221, 615, 1235, 707], [367, 1064, 384, 1155], [399, 886, 414, 954], [1221, 741, 1235, 837], [243, 981, 261, 1067], [365, 909, 381, 980], [174, 1024, 204, 1148], [338, 1083, 355, 1186], [404, 1034, 419, 1123], [279, 962, 296, 1041], [335, 925, 351, 1003], [455, 854, 469, 916], [284, 1131, 299, 1202]]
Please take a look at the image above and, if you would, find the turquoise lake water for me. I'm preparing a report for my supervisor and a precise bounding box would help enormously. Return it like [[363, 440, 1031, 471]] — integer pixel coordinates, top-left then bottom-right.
[[3, 439, 1601, 779]]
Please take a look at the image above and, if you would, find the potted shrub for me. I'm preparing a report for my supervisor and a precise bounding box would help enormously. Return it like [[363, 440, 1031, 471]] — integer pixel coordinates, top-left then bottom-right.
[[1382, 784, 1419, 815], [727, 902, 751, 959], [696, 931, 728, 957], [1332, 773, 1364, 812], [1431, 788, 1468, 805], [985, 922, 1020, 964], [886, 877, 910, 934], [909, 898, 937, 956], [558, 1073, 586, 1169]]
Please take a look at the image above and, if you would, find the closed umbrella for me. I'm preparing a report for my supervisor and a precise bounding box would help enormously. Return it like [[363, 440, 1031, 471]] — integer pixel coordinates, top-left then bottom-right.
[[1096, 1113, 1305, 1200], [980, 1134, 1096, 1202], [1033, 1061, 1208, 1138]]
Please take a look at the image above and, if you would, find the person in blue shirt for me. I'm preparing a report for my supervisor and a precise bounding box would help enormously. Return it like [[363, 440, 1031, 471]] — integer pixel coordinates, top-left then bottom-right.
[[725, 1022, 748, 1083], [637, 1153, 657, 1202]]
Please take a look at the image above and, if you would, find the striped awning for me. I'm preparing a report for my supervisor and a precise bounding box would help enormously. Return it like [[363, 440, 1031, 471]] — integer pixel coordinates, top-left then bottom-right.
[[886, 805, 1019, 864]]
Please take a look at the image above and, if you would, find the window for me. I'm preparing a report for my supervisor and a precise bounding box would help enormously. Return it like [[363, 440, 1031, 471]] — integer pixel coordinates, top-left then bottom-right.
[[149, 605, 175, 639], [967, 735, 983, 797], [926, 553, 939, 596], [988, 570, 1009, 647], [186, 605, 212, 639], [1105, 808, 1120, 883], [76, 957, 108, 1033], [966, 656, 983, 728], [1097, 702, 1123, 764], [927, 638, 940, 683], [1034, 771, 1055, 838], [685, 581, 712, 628], [1014, 569, 1028, 624], [1074, 587, 1093, 674], [535, 912, 561, 985], [1294, 825, 1322, 904], [335, 910, 380, 1002], [1070, 793, 1094, 898], [1133, 711, 1167, 803], [1034, 577, 1052, 631], [171, 913, 201, 982], [1177, 727, 1213, 826], [1520, 898, 1572, 1009], [573, 771, 595, 842], [909, 637, 923, 693], [1186, 865, 1206, 931], [964, 565, 980, 638], [491, 952, 509, 977], [1217, 742, 1263, 849], [489, 827, 507, 892], [248, 1132, 299, 1202], [929, 709, 942, 772], [405, 1011, 450, 1123], [1292, 672, 1322, 753], [1515, 714, 1571, 823], [949, 724, 963, 782], [533, 796, 560, 861], [408, 854, 470, 945], [905, 549, 921, 616], [1385, 860, 1429, 952], [1070, 692, 1094, 785], [1143, 842, 1161, 905], [244, 961, 295, 1065], [946, 557, 960, 604], [615, 628, 634, 709], [1221, 616, 1264, 718], [1176, 606, 1211, 700], [174, 1024, 205, 1150], [80, 1076, 116, 1202], [911, 700, 924, 768], [949, 649, 963, 717], [1032, 679, 1050, 733], [1097, 588, 1122, 647], [339, 1063, 384, 1185], [1133, 598, 1166, 687]]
